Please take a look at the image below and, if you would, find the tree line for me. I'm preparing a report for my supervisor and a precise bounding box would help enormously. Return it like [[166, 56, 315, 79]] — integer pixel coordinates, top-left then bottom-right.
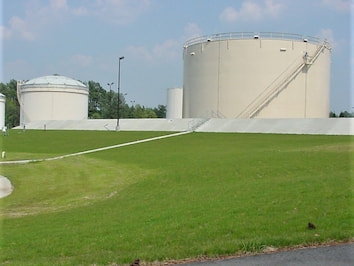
[[330, 111, 354, 118], [0, 80, 19, 128], [0, 79, 166, 128], [86, 81, 166, 119], [1, 79, 353, 128]]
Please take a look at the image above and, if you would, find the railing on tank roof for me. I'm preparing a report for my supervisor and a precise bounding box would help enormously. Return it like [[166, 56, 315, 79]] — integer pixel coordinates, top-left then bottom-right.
[[183, 32, 323, 47]]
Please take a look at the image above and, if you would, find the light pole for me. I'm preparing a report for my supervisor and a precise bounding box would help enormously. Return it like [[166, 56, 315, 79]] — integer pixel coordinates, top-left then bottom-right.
[[107, 82, 114, 91], [116, 56, 124, 131], [107, 82, 114, 118]]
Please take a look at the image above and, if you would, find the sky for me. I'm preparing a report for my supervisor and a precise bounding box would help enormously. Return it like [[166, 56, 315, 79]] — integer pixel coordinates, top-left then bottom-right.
[[0, 0, 352, 113]]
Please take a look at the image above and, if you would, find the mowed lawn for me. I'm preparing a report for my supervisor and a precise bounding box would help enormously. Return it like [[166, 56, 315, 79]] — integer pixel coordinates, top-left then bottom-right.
[[0, 130, 353, 265]]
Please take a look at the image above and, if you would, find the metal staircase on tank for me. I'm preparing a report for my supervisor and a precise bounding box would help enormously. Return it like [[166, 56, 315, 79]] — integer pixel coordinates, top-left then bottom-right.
[[237, 41, 329, 119]]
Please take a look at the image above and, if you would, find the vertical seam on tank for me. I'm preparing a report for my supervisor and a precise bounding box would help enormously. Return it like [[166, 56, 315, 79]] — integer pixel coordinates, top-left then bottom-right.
[[51, 93, 54, 120], [304, 66, 308, 118], [217, 40, 221, 117], [304, 43, 308, 118]]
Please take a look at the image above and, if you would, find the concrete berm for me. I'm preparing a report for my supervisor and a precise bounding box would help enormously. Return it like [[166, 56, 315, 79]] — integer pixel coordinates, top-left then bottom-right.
[[0, 175, 13, 198]]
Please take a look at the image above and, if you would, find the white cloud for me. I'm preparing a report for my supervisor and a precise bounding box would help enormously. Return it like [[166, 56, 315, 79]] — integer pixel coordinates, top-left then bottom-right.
[[219, 0, 283, 22], [219, 7, 238, 22], [92, 0, 151, 25], [1, 16, 36, 41], [1, 0, 69, 41], [317, 28, 348, 54], [265, 0, 283, 17], [50, 0, 68, 10], [0, 25, 12, 40], [71, 6, 89, 16], [318, 29, 336, 47], [321, 0, 351, 12], [153, 39, 180, 60], [183, 23, 203, 40], [126, 46, 153, 61], [3, 59, 35, 81], [1, 0, 151, 41], [240, 1, 263, 20], [70, 54, 94, 67], [126, 23, 203, 63], [126, 39, 179, 62]]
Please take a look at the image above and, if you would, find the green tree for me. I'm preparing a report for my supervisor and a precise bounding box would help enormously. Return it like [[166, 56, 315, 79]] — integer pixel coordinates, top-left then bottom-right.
[[88, 81, 106, 118], [118, 94, 130, 119], [329, 111, 337, 117], [132, 104, 145, 118], [153, 105, 167, 118], [145, 107, 158, 118], [339, 111, 353, 117], [0, 80, 20, 127], [88, 81, 131, 119], [105, 90, 120, 119]]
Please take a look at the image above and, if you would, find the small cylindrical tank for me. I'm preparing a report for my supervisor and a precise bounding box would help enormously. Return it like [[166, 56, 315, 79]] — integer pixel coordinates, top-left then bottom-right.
[[0, 93, 5, 129], [166, 88, 183, 119], [17, 75, 88, 125]]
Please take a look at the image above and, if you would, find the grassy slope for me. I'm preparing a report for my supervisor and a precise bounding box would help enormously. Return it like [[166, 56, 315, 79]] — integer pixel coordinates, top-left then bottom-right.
[[0, 130, 353, 265], [0, 130, 169, 160]]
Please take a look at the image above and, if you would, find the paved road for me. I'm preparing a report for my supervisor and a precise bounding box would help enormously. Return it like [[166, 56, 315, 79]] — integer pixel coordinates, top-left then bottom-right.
[[181, 243, 353, 266]]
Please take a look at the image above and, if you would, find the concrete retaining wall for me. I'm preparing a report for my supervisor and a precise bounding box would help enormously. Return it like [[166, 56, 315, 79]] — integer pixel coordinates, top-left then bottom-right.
[[14, 119, 206, 132], [196, 118, 353, 135], [13, 118, 353, 135]]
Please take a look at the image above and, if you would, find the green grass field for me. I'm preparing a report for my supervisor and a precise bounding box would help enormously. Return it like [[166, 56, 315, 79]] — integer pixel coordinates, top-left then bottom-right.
[[0, 130, 353, 265]]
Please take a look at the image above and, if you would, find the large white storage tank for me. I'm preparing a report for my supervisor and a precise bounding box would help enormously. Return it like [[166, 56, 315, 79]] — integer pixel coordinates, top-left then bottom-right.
[[183, 32, 331, 118], [0, 93, 5, 129], [166, 88, 183, 119], [17, 75, 88, 125]]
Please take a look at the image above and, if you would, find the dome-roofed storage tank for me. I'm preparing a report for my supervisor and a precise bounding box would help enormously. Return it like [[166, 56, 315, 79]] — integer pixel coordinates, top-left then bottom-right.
[[183, 32, 331, 118], [17, 75, 88, 126], [166, 88, 183, 119], [0, 93, 5, 129]]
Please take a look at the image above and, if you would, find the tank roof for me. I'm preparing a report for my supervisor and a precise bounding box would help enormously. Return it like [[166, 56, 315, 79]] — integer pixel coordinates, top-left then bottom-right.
[[184, 32, 328, 47], [23, 75, 87, 90]]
